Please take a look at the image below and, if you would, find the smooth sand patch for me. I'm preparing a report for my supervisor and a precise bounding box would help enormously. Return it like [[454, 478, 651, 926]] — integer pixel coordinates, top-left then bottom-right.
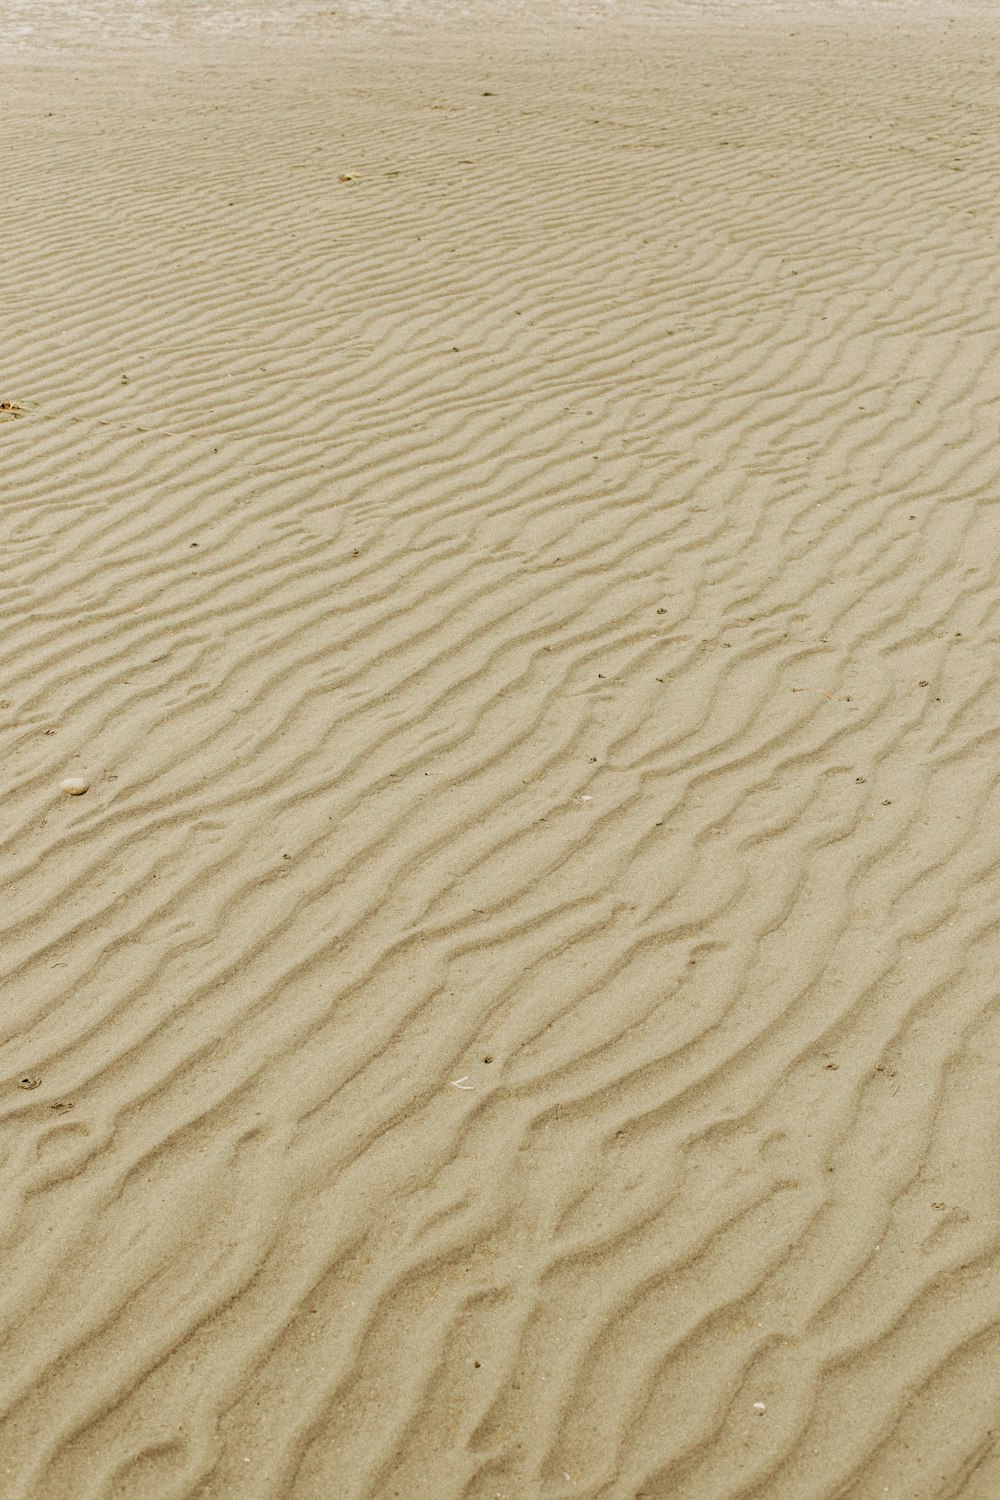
[[3, 2, 1000, 1495]]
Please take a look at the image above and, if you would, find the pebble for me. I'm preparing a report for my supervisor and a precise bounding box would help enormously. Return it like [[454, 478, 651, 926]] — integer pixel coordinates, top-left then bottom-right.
[[60, 777, 90, 796]]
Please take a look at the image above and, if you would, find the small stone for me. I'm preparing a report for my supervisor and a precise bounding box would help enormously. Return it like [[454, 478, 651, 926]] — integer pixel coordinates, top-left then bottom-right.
[[60, 777, 90, 796]]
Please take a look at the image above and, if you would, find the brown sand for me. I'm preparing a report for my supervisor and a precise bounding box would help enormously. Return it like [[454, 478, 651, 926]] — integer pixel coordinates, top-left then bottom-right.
[[3, 0, 1000, 1495]]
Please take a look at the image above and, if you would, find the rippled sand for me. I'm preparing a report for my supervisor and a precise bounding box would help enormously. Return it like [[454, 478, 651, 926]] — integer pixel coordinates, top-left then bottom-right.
[[3, 1, 1000, 1495]]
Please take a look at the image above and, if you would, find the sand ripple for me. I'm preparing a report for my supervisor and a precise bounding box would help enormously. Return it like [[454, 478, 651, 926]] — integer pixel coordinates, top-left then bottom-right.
[[3, 4, 1000, 1496]]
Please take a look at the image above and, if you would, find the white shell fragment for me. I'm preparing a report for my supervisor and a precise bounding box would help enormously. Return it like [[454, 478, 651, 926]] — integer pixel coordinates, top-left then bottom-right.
[[60, 777, 90, 796]]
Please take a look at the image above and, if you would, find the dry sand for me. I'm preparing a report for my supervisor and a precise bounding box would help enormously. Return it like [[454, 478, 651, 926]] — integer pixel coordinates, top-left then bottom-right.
[[3, 0, 1000, 1495]]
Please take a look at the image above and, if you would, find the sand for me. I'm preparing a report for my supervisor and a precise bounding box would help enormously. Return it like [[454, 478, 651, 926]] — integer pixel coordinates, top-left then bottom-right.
[[3, 0, 1000, 1495]]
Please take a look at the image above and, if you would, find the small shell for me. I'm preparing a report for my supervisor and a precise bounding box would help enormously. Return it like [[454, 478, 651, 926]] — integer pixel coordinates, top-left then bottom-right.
[[18, 1075, 41, 1090], [60, 777, 90, 796]]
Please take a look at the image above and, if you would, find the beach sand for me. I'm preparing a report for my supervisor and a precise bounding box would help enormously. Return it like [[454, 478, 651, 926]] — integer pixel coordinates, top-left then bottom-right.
[[3, 1, 1000, 1495]]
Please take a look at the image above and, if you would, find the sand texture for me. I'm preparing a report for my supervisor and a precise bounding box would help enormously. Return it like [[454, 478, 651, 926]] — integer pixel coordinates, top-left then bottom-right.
[[3, 1, 1000, 1495]]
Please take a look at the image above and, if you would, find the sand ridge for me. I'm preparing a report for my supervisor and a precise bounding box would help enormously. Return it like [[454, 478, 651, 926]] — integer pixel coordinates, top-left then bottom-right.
[[3, 2, 1000, 1496]]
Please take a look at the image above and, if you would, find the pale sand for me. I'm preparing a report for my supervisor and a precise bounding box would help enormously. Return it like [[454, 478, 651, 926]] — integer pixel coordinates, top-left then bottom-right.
[[3, 1, 1000, 1495]]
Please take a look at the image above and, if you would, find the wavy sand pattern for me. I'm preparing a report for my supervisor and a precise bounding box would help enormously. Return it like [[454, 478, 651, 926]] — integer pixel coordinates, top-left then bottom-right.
[[3, 2, 1000, 1495]]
